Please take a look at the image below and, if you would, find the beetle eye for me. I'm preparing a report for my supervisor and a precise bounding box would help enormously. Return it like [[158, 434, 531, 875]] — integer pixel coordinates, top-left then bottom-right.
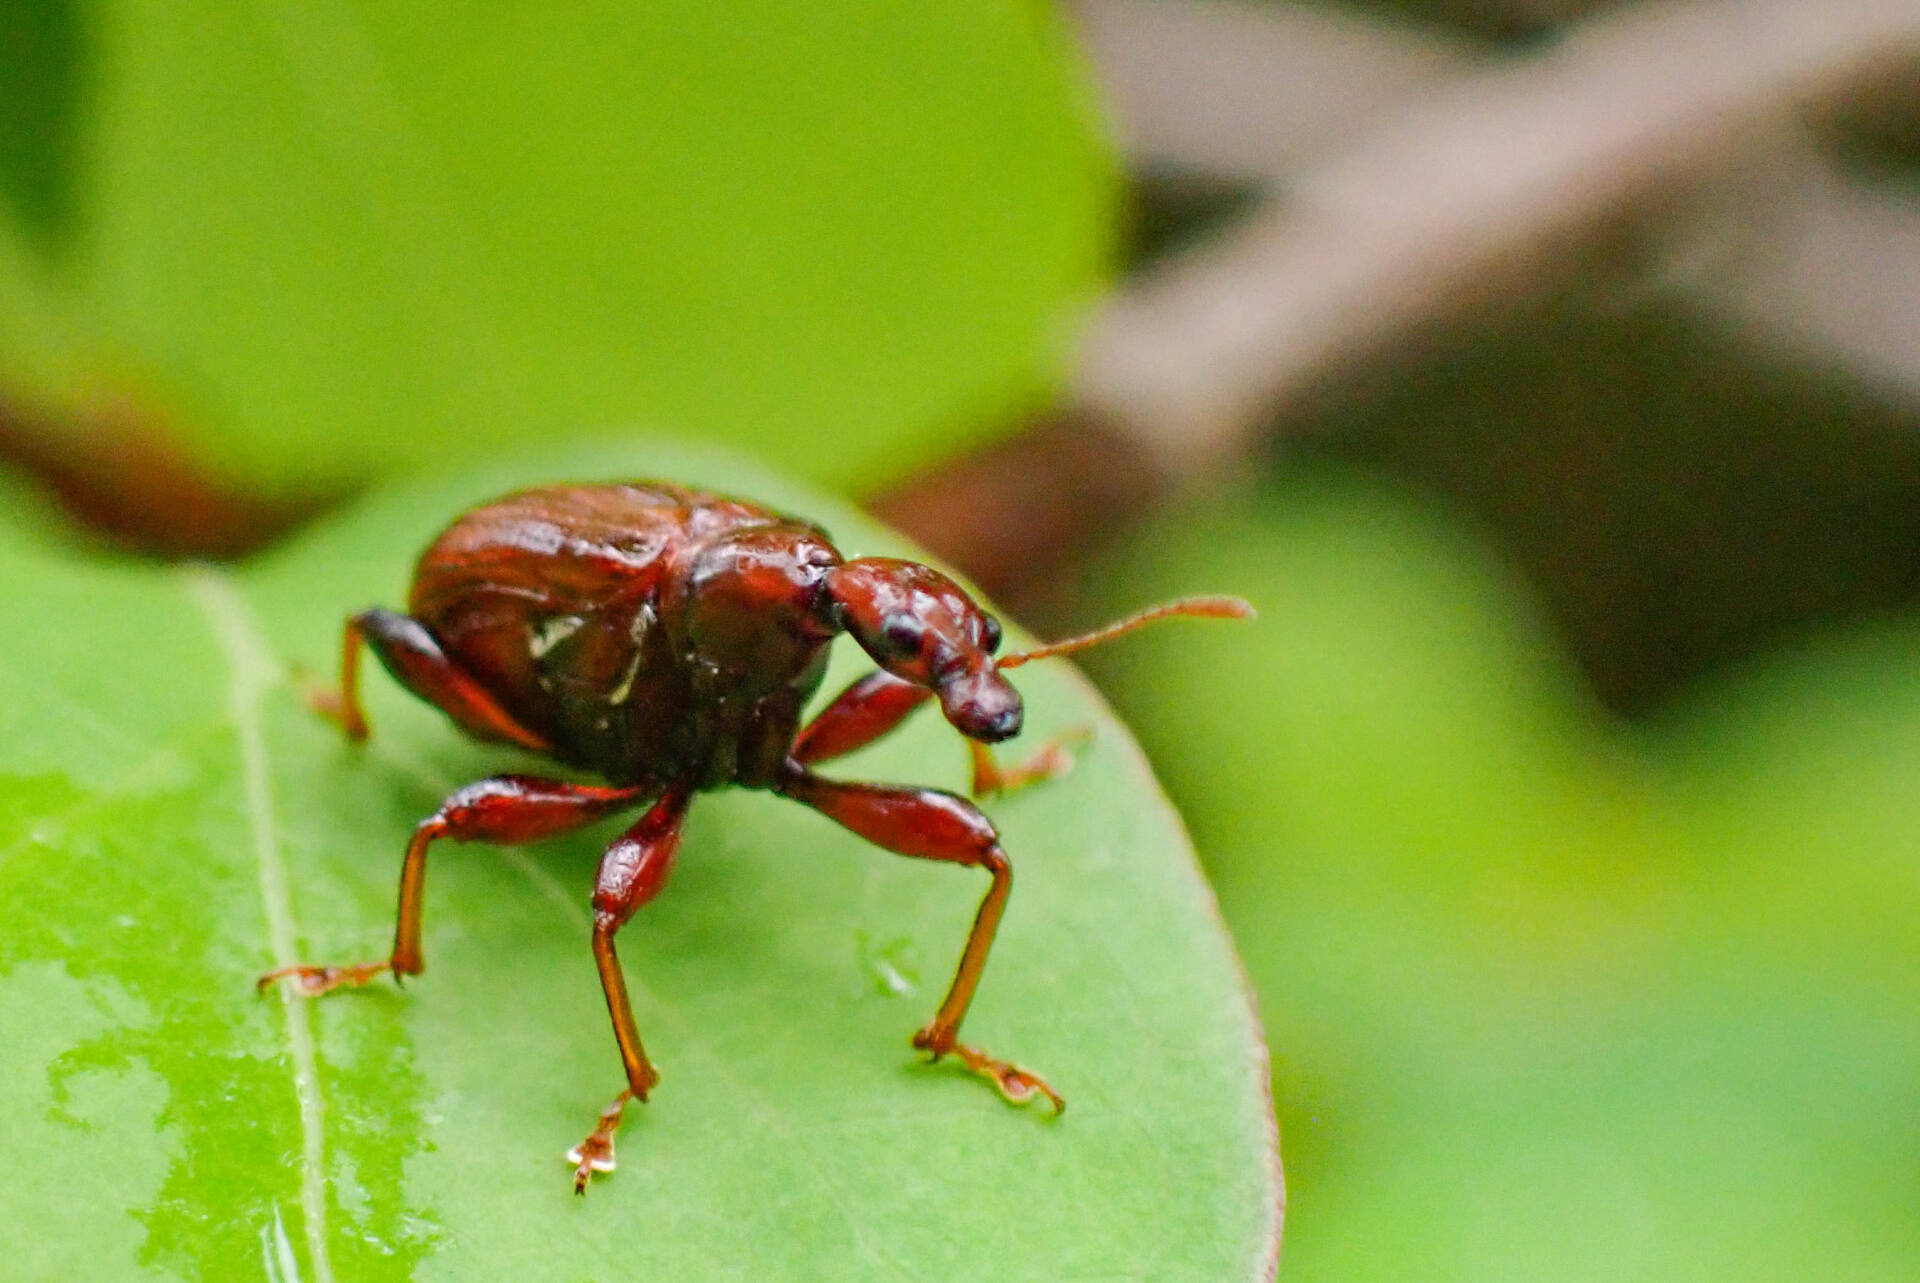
[[879, 617, 922, 657], [979, 615, 1003, 654]]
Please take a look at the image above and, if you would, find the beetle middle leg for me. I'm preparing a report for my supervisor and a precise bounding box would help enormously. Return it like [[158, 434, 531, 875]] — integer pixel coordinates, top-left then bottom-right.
[[570, 784, 693, 1193], [794, 669, 1082, 798], [259, 775, 646, 996], [309, 609, 552, 752], [774, 761, 1063, 1112]]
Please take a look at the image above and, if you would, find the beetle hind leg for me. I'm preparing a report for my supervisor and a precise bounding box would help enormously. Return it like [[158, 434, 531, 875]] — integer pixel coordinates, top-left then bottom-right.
[[308, 608, 552, 752]]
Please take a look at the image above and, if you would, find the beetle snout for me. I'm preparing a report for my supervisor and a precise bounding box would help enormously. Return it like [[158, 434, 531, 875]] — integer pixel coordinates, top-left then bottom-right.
[[938, 668, 1024, 743]]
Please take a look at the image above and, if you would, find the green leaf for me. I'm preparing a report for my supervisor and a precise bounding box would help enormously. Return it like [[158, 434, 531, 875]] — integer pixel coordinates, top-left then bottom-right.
[[5, 0, 1113, 495], [0, 439, 1277, 1281], [0, 0, 86, 255], [1079, 470, 1920, 1281]]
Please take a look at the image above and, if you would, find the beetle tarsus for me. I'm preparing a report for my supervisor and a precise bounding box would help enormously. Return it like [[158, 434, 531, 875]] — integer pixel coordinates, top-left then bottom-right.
[[568, 1089, 636, 1194], [967, 728, 1091, 797], [304, 682, 369, 742], [913, 1025, 1064, 1114], [257, 959, 394, 996]]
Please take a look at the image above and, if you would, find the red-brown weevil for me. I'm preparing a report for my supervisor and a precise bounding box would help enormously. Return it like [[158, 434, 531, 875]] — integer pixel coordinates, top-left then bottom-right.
[[259, 481, 1249, 1191]]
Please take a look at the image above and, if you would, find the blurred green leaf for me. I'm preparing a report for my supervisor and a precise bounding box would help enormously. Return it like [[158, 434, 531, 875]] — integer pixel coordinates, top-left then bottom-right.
[[0, 0, 85, 255], [1080, 470, 1920, 1281], [0, 439, 1276, 1281], [4, 0, 1113, 496]]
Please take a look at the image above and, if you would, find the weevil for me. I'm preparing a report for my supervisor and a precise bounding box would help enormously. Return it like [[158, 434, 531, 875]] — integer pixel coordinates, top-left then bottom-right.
[[259, 481, 1248, 1191]]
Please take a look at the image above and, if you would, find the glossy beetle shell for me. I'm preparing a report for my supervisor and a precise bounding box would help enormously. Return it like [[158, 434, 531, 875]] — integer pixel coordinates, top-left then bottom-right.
[[408, 482, 842, 788]]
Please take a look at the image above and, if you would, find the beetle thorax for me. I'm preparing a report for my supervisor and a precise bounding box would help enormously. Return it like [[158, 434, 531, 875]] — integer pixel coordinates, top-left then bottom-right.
[[657, 526, 841, 787]]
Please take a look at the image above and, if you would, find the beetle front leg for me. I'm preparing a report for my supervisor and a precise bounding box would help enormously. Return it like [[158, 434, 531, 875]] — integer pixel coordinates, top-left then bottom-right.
[[259, 776, 647, 996], [309, 609, 553, 752], [791, 669, 933, 765], [795, 669, 1083, 800], [774, 762, 1062, 1113], [570, 786, 693, 1193]]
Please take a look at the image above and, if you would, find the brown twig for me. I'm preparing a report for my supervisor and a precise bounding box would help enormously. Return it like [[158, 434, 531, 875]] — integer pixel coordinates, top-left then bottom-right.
[[0, 394, 332, 558]]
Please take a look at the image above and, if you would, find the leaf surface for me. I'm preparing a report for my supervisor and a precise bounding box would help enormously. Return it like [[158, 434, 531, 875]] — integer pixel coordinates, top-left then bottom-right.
[[0, 440, 1278, 1281]]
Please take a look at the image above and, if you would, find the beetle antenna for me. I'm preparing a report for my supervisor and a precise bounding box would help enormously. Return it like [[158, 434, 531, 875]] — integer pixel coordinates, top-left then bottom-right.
[[995, 595, 1254, 670]]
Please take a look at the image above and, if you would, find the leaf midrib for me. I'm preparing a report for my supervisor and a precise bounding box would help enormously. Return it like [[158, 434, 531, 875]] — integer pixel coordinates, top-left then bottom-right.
[[182, 565, 338, 1283]]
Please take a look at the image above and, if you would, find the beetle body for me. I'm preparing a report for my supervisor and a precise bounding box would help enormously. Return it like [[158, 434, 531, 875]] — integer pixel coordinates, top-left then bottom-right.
[[263, 478, 1245, 1192], [411, 483, 840, 789]]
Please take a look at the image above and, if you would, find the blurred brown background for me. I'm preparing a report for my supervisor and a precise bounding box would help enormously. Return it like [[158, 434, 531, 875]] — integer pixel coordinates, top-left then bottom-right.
[[883, 0, 1920, 716]]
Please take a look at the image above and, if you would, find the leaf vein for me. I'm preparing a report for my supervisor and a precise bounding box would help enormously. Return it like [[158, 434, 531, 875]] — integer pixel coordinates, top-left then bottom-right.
[[183, 566, 337, 1283]]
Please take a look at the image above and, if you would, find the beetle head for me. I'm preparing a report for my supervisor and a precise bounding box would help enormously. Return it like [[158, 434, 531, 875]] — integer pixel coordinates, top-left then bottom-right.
[[822, 558, 1022, 742]]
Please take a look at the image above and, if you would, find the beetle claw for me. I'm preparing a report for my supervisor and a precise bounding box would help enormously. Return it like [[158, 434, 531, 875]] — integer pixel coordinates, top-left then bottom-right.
[[257, 960, 392, 997], [567, 1138, 617, 1195], [568, 1090, 635, 1194], [913, 1026, 1064, 1114]]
